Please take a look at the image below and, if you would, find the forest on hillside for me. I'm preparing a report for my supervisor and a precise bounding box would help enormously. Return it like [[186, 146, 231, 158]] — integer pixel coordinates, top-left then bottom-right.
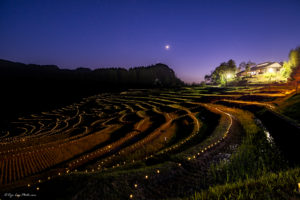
[[0, 59, 183, 125]]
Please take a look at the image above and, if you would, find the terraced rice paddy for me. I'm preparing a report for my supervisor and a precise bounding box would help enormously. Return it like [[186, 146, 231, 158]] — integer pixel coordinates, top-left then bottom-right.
[[0, 86, 298, 199]]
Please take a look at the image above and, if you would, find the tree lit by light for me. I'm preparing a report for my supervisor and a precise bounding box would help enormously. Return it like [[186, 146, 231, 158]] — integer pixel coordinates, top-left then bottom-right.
[[226, 73, 232, 79]]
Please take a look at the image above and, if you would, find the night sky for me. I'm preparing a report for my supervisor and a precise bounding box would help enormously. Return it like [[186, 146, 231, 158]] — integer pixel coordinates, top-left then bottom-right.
[[1, 0, 300, 83]]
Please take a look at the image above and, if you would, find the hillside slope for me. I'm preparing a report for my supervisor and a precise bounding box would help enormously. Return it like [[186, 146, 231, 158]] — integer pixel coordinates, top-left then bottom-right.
[[0, 59, 183, 125]]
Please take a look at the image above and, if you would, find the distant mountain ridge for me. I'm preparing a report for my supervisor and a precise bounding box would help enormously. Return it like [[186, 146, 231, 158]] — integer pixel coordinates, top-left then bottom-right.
[[0, 59, 183, 87], [0, 59, 183, 125]]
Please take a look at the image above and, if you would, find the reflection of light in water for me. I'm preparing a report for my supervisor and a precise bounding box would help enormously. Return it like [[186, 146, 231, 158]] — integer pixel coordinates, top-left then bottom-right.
[[264, 130, 273, 143], [255, 118, 275, 145]]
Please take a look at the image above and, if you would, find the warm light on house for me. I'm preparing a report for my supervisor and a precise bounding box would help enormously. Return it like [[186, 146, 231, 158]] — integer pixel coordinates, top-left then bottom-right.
[[268, 68, 274, 73]]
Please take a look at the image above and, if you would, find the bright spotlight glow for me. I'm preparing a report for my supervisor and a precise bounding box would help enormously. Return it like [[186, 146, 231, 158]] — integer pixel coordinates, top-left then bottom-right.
[[165, 45, 170, 50], [226, 74, 232, 79], [268, 68, 274, 73]]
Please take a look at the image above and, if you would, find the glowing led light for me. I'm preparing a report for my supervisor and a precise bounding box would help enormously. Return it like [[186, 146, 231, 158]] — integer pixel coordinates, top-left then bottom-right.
[[156, 170, 160, 174], [36, 187, 40, 191], [145, 175, 148, 179], [165, 44, 170, 50], [130, 194, 133, 199], [134, 184, 138, 188], [226, 73, 232, 79], [268, 68, 274, 73]]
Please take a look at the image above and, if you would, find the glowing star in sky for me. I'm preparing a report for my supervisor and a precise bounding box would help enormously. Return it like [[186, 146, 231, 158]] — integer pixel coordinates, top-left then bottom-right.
[[165, 44, 170, 50]]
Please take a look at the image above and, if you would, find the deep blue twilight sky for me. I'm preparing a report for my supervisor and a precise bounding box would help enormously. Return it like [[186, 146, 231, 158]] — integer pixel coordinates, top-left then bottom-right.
[[1, 0, 300, 83]]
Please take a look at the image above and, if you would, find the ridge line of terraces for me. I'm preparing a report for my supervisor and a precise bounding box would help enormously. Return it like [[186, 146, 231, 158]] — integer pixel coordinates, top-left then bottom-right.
[[0, 124, 119, 156]]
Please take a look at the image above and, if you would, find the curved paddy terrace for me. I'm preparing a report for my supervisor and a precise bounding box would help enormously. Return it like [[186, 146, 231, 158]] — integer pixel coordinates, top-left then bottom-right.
[[0, 86, 299, 200]]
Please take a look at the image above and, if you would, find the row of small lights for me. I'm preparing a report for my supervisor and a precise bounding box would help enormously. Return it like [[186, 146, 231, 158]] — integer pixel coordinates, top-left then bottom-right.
[[11, 98, 221, 192], [0, 95, 129, 185], [0, 111, 97, 156], [15, 90, 286, 192], [155, 104, 201, 155], [1, 97, 90, 144], [0, 108, 82, 149], [67, 120, 146, 169], [0, 93, 174, 181], [220, 99, 274, 109], [127, 139, 224, 199], [86, 102, 192, 169], [128, 105, 233, 199], [0, 105, 213, 188], [159, 103, 204, 154], [0, 112, 112, 183], [61, 104, 230, 198], [1, 97, 152, 185], [20, 103, 224, 196], [3, 91, 182, 143], [22, 104, 192, 189], [69, 104, 202, 174]]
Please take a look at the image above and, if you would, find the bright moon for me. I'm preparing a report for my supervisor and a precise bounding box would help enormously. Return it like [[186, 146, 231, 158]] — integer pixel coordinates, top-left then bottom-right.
[[165, 44, 170, 50]]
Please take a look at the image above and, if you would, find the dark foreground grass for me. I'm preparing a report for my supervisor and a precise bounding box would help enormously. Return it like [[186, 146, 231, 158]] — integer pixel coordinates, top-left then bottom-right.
[[178, 105, 293, 200], [188, 167, 300, 200], [279, 93, 300, 123]]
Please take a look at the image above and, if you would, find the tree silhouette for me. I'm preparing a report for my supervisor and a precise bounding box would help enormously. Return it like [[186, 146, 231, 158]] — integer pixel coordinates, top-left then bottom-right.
[[0, 59, 183, 126]]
